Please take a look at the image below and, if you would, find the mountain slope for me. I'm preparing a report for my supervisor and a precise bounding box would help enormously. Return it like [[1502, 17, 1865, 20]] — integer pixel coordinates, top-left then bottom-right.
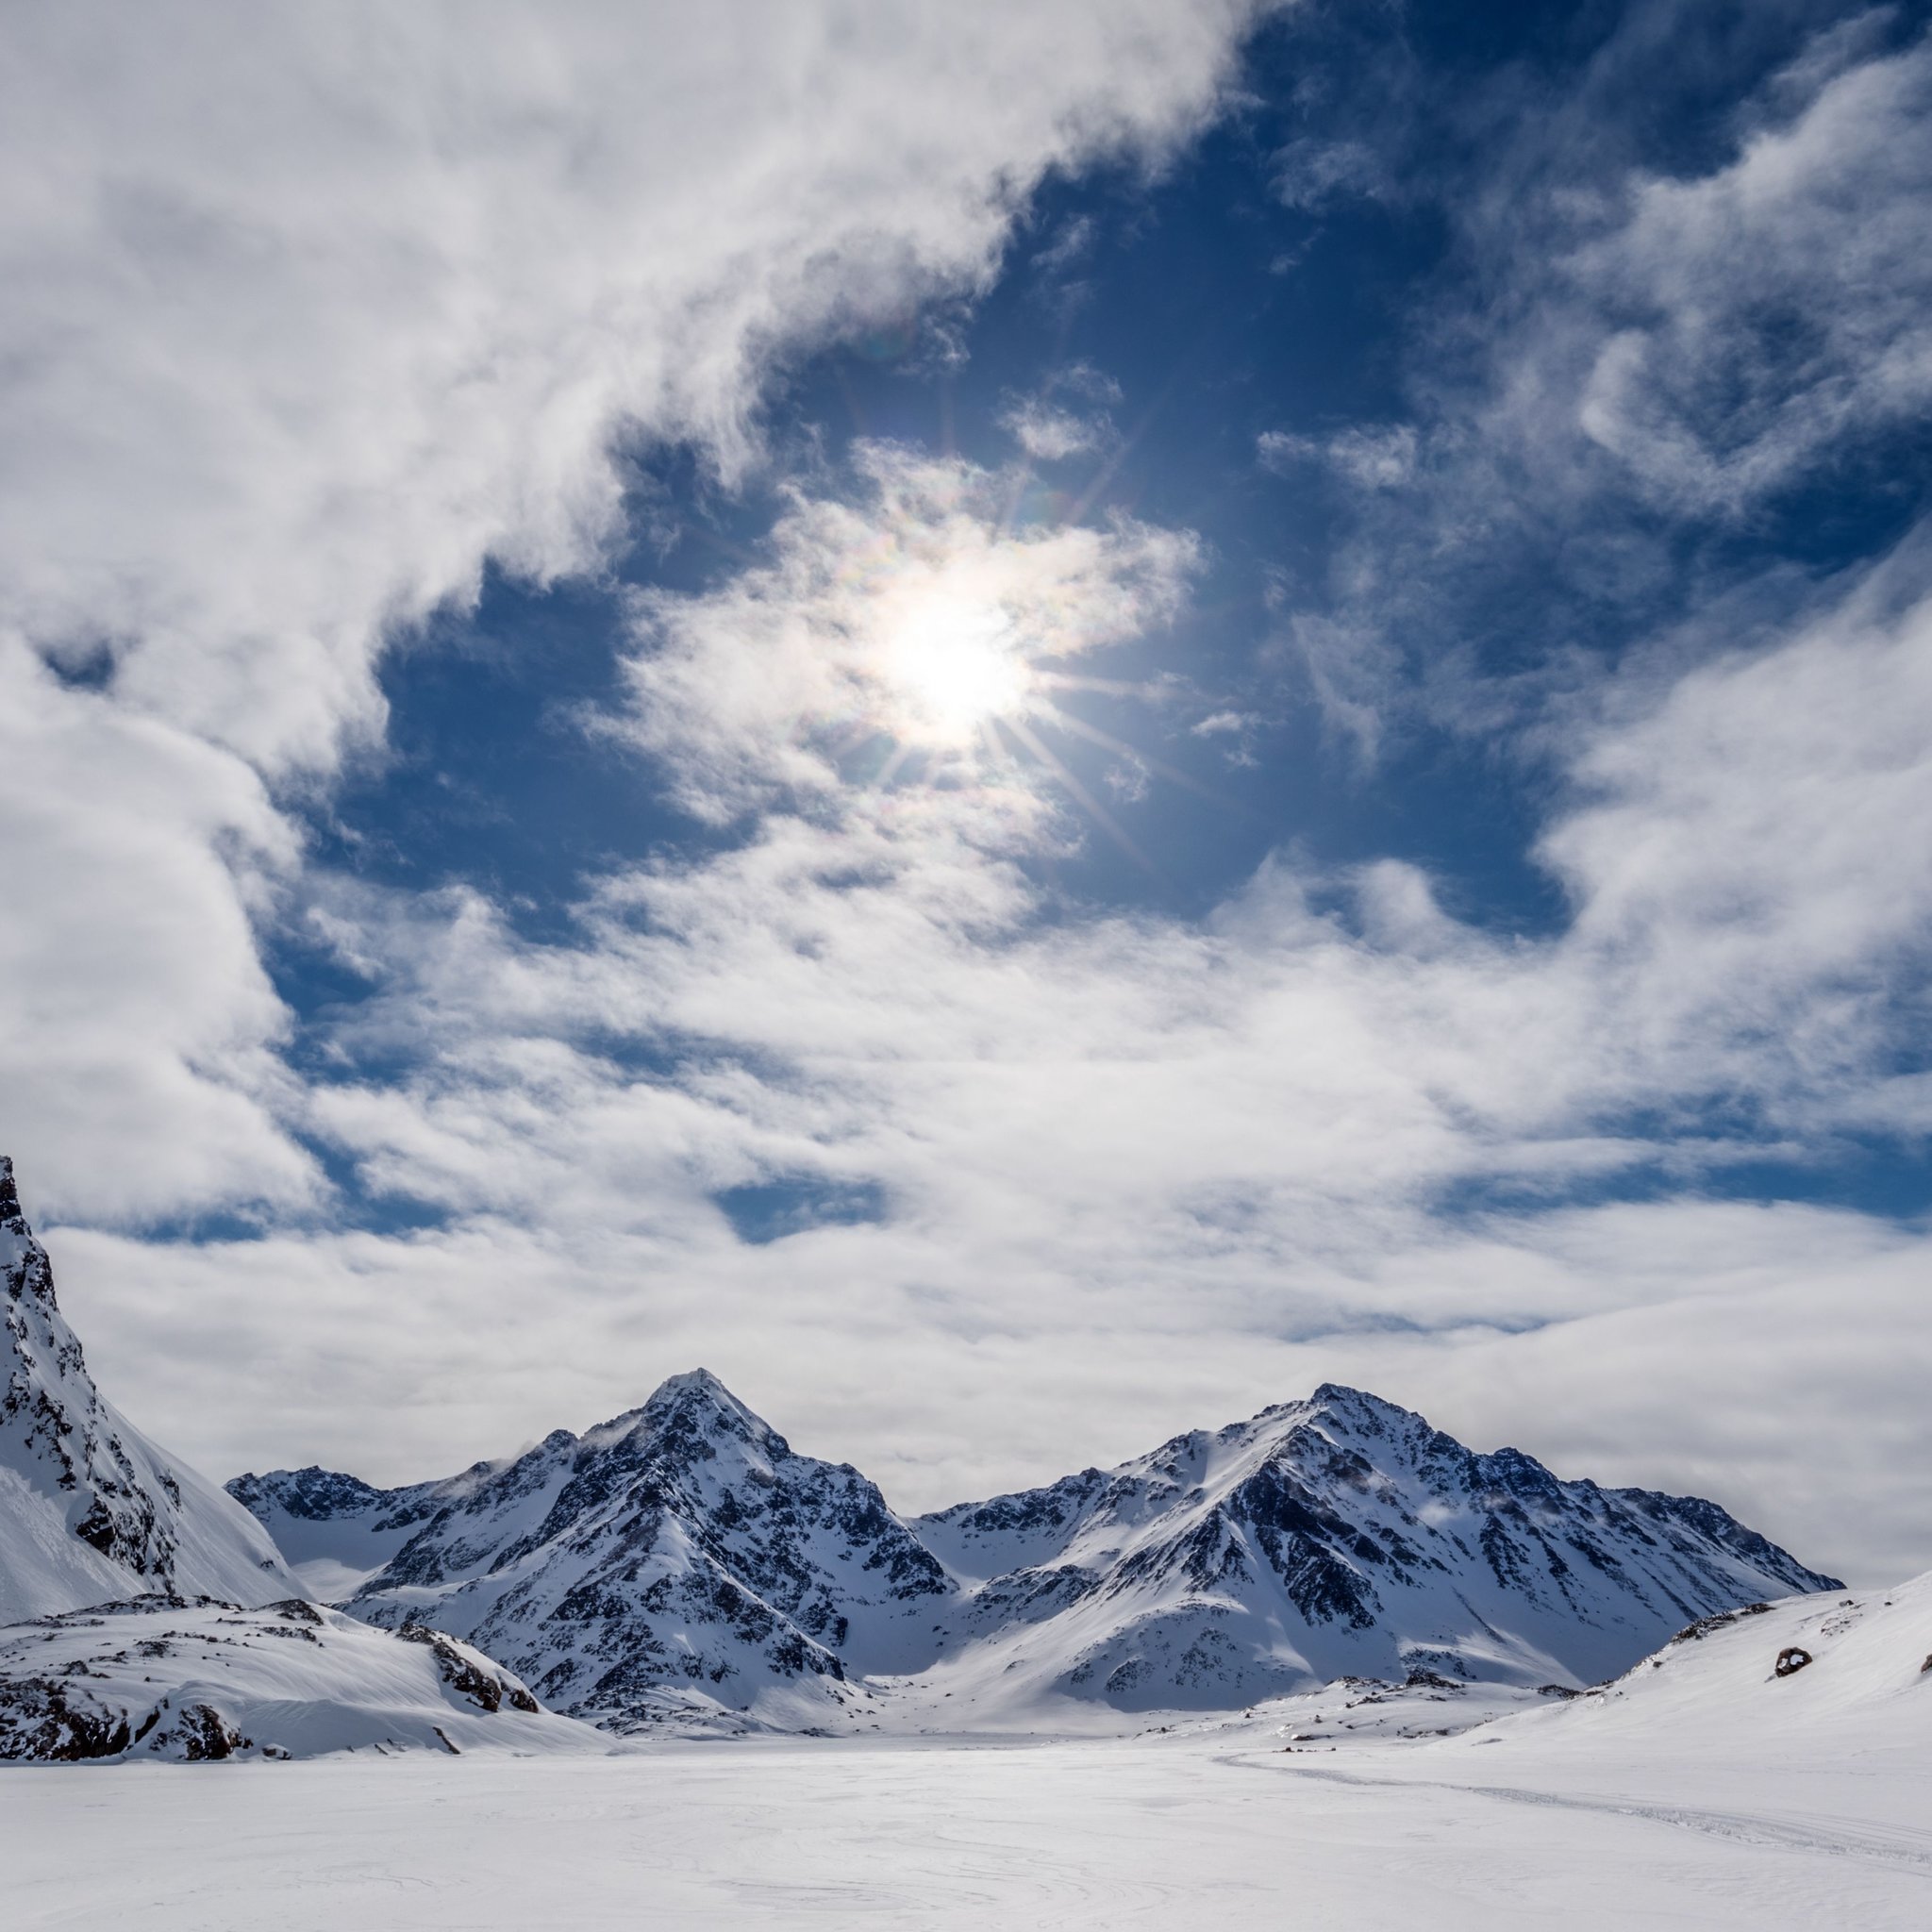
[[911, 1383, 1840, 1714], [0, 1157, 298, 1621], [1442, 1566, 1932, 1776], [225, 1464, 445, 1602], [0, 1593, 605, 1761], [229, 1373, 1837, 1734], [232, 1371, 951, 1732]]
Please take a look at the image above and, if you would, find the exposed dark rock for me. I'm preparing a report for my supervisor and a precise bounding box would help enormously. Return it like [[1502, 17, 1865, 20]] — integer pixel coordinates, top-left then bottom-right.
[[0, 1675, 138, 1761], [1670, 1604, 1773, 1644]]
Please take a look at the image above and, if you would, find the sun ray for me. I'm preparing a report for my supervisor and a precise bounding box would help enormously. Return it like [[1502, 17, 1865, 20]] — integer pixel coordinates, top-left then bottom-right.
[[868, 738, 919, 792], [1035, 705, 1257, 819], [1034, 672, 1163, 699], [1064, 377, 1178, 529], [996, 460, 1039, 540], [1000, 715, 1155, 874]]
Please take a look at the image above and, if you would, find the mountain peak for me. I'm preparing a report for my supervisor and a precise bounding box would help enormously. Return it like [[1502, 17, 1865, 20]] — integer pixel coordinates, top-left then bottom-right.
[[572, 1368, 788, 1464], [1269, 1383, 1426, 1443], [641, 1367, 776, 1438], [0, 1157, 53, 1311], [1307, 1381, 1406, 1415], [650, 1365, 736, 1403]]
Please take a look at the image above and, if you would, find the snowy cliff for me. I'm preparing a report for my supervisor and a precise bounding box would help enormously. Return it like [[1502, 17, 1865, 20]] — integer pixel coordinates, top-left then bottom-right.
[[0, 1157, 297, 1621]]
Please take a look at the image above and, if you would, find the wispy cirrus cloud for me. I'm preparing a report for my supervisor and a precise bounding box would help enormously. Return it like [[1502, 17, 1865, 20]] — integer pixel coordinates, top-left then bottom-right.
[[1256, 14, 1932, 757], [1257, 424, 1418, 491], [999, 365, 1124, 462], [1569, 27, 1932, 512]]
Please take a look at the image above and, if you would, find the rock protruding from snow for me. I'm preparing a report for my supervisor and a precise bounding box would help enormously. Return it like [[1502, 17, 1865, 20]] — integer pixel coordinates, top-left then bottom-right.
[[232, 1368, 951, 1733], [0, 1594, 605, 1761], [0, 1157, 298, 1622]]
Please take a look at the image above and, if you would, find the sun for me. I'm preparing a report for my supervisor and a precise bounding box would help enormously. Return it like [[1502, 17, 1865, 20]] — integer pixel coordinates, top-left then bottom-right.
[[878, 595, 1033, 747]]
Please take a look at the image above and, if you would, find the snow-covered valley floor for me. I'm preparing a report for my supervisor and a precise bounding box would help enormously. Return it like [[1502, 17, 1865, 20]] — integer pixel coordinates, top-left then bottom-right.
[[6, 1711, 1927, 1929]]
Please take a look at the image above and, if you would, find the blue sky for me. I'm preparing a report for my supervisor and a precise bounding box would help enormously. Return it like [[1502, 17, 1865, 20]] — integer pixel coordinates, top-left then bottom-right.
[[3, 0, 1929, 1583]]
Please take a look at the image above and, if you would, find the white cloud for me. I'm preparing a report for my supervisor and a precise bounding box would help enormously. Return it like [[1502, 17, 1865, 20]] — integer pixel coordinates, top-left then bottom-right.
[[1258, 424, 1417, 490], [1031, 214, 1099, 280], [1256, 20, 1932, 770], [1537, 540, 1932, 1134], [1572, 31, 1932, 511], [1272, 135, 1390, 211], [0, 640, 315, 1222], [1004, 403, 1108, 463], [1269, 604, 1404, 764], [1, 1, 1257, 774], [0, 1, 1263, 1217], [1000, 363, 1122, 461]]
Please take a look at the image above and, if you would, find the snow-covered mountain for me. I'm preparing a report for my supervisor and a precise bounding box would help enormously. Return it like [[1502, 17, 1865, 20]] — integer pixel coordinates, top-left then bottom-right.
[[0, 1157, 298, 1622], [228, 1371, 1838, 1733], [233, 1370, 952, 1732], [0, 1593, 605, 1761], [909, 1381, 1840, 1714]]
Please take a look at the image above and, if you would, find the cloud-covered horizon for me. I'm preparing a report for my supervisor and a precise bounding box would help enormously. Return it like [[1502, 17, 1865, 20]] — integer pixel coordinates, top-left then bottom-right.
[[4, 2, 1928, 1588]]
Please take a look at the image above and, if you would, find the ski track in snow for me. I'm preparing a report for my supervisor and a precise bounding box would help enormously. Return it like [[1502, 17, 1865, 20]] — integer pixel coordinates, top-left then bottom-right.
[[1235, 1757, 1932, 1878], [4, 1731, 1929, 1930]]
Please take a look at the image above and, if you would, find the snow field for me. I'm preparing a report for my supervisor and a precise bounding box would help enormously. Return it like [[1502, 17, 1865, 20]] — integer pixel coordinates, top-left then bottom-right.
[[3, 1719, 1928, 1931]]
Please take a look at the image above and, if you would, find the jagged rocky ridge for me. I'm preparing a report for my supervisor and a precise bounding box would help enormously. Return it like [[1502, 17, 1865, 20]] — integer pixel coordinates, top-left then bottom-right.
[[236, 1372, 952, 1732], [0, 1157, 296, 1621], [230, 1372, 1840, 1733], [908, 1381, 1839, 1711]]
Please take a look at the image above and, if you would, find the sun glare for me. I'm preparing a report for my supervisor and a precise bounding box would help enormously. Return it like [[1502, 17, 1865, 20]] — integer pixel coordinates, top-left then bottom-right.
[[880, 597, 1032, 746]]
